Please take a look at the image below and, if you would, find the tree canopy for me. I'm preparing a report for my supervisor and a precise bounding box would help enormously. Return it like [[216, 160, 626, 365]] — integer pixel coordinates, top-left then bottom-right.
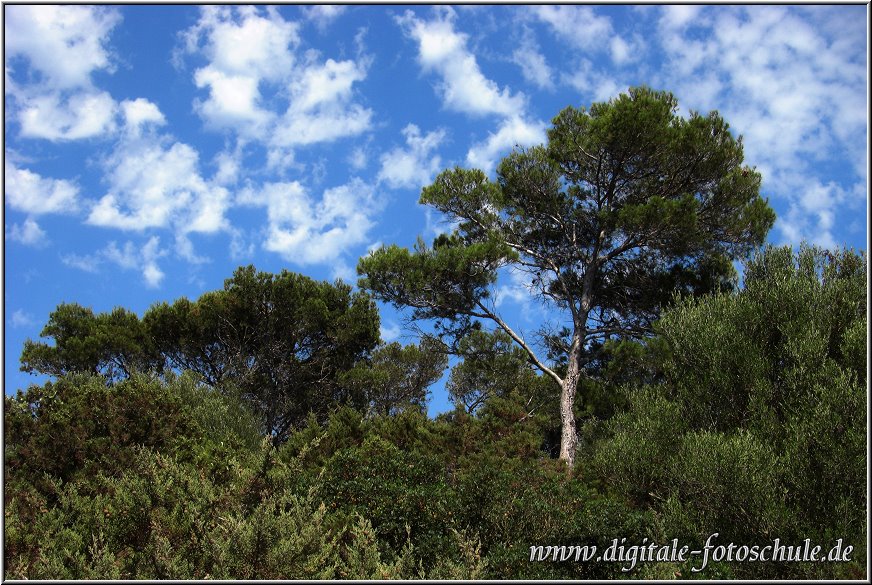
[[359, 87, 775, 466], [6, 246, 865, 579], [21, 266, 382, 443]]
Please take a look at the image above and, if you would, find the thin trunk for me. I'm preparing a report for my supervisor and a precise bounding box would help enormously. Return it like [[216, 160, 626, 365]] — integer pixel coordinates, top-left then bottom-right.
[[558, 332, 583, 467], [559, 262, 596, 468]]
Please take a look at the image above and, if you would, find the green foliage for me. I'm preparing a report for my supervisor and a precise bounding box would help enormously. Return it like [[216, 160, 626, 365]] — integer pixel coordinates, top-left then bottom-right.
[[589, 245, 867, 578], [146, 265, 381, 442], [22, 266, 381, 445], [359, 86, 775, 466], [453, 454, 650, 579], [4, 373, 197, 486], [448, 329, 539, 413], [6, 240, 865, 580], [358, 235, 511, 343], [315, 435, 457, 567], [4, 374, 489, 580], [340, 336, 448, 416], [21, 304, 160, 382]]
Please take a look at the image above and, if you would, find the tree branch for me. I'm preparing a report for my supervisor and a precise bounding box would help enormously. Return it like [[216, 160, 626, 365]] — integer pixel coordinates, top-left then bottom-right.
[[474, 299, 563, 387]]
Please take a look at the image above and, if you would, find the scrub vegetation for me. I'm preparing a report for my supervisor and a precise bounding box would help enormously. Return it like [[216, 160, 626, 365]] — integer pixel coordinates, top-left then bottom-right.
[[5, 89, 866, 580]]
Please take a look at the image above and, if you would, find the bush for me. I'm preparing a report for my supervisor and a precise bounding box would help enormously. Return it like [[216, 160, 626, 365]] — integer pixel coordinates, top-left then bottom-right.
[[589, 246, 867, 579]]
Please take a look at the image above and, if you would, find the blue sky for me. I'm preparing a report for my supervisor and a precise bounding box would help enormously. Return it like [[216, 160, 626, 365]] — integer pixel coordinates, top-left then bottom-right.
[[3, 5, 868, 414]]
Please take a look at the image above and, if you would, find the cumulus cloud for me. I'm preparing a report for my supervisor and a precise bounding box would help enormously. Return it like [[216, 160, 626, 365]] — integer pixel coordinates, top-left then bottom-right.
[[183, 6, 299, 81], [562, 59, 632, 103], [397, 8, 527, 118], [377, 124, 447, 189], [272, 58, 373, 147], [85, 105, 230, 263], [397, 8, 545, 172], [121, 98, 165, 130], [534, 6, 642, 67], [4, 5, 120, 90], [213, 149, 242, 186], [88, 139, 228, 234], [534, 6, 612, 53], [183, 6, 297, 136], [16, 91, 118, 141], [6, 218, 48, 247], [238, 178, 381, 265], [653, 5, 867, 249], [193, 68, 273, 134], [5, 5, 122, 141], [466, 116, 546, 171], [4, 160, 80, 214], [659, 5, 703, 30], [61, 237, 168, 288], [182, 6, 372, 146], [511, 28, 554, 90], [304, 5, 347, 30]]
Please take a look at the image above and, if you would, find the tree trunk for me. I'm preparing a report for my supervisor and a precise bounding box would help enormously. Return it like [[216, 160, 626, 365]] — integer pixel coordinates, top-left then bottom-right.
[[557, 333, 583, 467]]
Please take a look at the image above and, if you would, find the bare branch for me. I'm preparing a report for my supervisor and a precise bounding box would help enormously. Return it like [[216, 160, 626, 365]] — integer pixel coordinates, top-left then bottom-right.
[[474, 299, 563, 387]]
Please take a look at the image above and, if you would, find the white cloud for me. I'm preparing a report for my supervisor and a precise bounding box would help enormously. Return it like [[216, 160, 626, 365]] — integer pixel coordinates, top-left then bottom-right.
[[563, 60, 632, 103], [533, 6, 614, 53], [4, 5, 120, 90], [331, 262, 356, 283], [102, 240, 140, 270], [5, 5, 122, 141], [273, 58, 373, 147], [183, 6, 298, 81], [87, 135, 230, 237], [511, 29, 554, 90], [466, 116, 546, 171], [304, 5, 347, 30], [121, 98, 165, 131], [61, 237, 168, 287], [183, 6, 372, 147], [193, 67, 274, 135], [239, 178, 381, 265], [183, 6, 297, 136], [61, 252, 102, 273], [348, 146, 369, 171], [380, 322, 402, 342], [103, 238, 167, 287], [609, 37, 632, 65], [213, 149, 242, 186], [140, 237, 167, 288], [493, 266, 545, 323], [659, 5, 703, 30], [774, 179, 861, 250], [10, 310, 36, 328], [6, 218, 48, 247], [272, 103, 372, 147], [397, 8, 546, 174], [397, 8, 527, 118], [4, 161, 79, 215], [653, 5, 867, 249], [17, 91, 118, 141], [228, 228, 256, 261], [534, 6, 641, 68], [91, 144, 190, 229], [378, 124, 447, 189], [293, 58, 365, 112]]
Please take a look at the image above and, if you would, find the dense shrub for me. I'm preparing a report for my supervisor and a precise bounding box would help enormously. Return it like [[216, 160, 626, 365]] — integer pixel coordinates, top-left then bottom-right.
[[587, 246, 867, 579], [4, 246, 865, 580]]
